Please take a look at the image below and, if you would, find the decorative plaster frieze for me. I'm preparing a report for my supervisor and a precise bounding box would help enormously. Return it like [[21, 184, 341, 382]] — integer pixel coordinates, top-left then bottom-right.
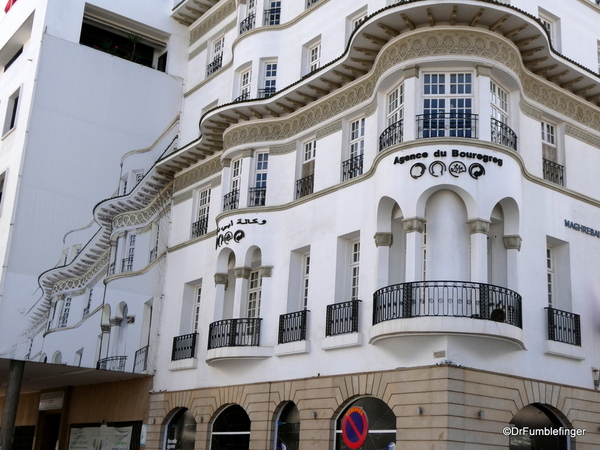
[[374, 233, 393, 247], [315, 120, 342, 139], [190, 0, 236, 44], [173, 190, 194, 205], [222, 158, 231, 168], [211, 176, 222, 187], [475, 64, 493, 77], [260, 266, 273, 278], [269, 142, 296, 155], [519, 101, 543, 120], [173, 159, 222, 192], [51, 250, 111, 295], [110, 317, 122, 327], [235, 266, 251, 279], [364, 98, 378, 117], [403, 64, 419, 79], [189, 41, 207, 60], [467, 218, 491, 235], [503, 235, 522, 250], [214, 273, 228, 285], [101, 325, 110, 333], [112, 186, 173, 230], [221, 29, 600, 150], [565, 124, 600, 149], [403, 217, 426, 233], [241, 148, 254, 158]]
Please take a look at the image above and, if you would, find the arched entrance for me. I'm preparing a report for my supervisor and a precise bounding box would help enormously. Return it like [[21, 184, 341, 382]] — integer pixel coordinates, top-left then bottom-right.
[[211, 404, 250, 450], [164, 408, 196, 450], [335, 397, 396, 450], [510, 403, 573, 449]]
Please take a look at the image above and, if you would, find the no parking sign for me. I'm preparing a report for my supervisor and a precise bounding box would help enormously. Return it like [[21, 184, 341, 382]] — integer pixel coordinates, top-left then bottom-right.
[[341, 406, 369, 449]]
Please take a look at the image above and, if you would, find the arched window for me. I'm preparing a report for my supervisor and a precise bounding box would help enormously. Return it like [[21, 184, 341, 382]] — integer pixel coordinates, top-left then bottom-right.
[[165, 408, 196, 450], [211, 405, 250, 450], [52, 351, 62, 364], [335, 397, 396, 450], [510, 404, 571, 450], [274, 402, 299, 450]]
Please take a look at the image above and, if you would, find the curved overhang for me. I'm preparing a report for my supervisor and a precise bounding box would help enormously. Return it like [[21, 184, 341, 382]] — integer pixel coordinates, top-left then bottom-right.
[[159, 0, 600, 172], [205, 346, 274, 365]]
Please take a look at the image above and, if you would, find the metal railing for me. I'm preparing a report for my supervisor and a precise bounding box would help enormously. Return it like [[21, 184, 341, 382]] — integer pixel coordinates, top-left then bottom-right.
[[133, 345, 149, 373], [546, 307, 581, 346], [223, 189, 240, 211], [171, 333, 198, 361], [264, 7, 281, 25], [306, 0, 322, 8], [208, 318, 262, 349], [191, 216, 209, 238], [121, 256, 133, 273], [240, 13, 255, 34], [342, 155, 364, 181], [249, 187, 267, 206], [542, 158, 564, 186], [490, 118, 517, 151], [278, 310, 308, 344], [207, 54, 223, 76], [326, 300, 361, 336], [234, 92, 250, 103], [295, 175, 314, 199], [97, 356, 127, 372], [258, 87, 277, 98], [373, 281, 522, 328], [416, 113, 478, 139], [379, 120, 404, 151]]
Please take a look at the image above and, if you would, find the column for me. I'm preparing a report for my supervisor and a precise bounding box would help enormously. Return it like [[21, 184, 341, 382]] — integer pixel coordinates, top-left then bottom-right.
[[467, 218, 490, 283], [403, 217, 425, 282], [476, 64, 492, 142], [503, 235, 522, 290], [402, 65, 419, 142], [373, 232, 392, 288]]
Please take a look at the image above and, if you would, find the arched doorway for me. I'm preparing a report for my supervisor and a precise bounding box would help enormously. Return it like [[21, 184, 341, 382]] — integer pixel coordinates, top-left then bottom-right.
[[165, 408, 196, 450], [335, 397, 396, 450], [211, 404, 250, 450], [274, 402, 300, 450], [510, 403, 572, 449]]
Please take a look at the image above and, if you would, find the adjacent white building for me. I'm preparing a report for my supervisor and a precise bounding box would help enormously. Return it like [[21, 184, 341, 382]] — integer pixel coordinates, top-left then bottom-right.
[[2, 0, 600, 449]]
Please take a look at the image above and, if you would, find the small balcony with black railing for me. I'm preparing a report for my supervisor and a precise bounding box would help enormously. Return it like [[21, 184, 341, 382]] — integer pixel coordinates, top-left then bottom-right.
[[207, 318, 272, 364], [223, 189, 240, 211], [97, 356, 127, 372], [542, 158, 565, 186], [169, 333, 199, 370], [379, 120, 404, 152], [239, 13, 255, 34], [191, 216, 209, 239], [490, 118, 517, 151], [342, 155, 364, 181], [416, 113, 478, 139], [133, 345, 149, 373], [371, 281, 523, 347], [323, 300, 362, 350], [544, 307, 584, 359], [263, 7, 281, 25], [234, 92, 250, 103], [258, 87, 277, 99], [206, 54, 222, 77], [249, 187, 267, 207], [276, 310, 309, 355], [295, 175, 314, 199]]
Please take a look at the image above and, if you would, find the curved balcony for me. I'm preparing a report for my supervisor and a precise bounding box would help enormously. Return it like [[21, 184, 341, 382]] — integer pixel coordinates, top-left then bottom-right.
[[371, 281, 523, 348], [490, 118, 517, 151], [96, 356, 127, 372], [207, 318, 272, 364], [379, 120, 404, 151]]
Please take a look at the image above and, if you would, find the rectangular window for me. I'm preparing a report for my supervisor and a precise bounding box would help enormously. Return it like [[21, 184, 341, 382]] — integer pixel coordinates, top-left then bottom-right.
[[247, 270, 262, 318], [308, 43, 321, 72], [350, 240, 360, 300], [387, 84, 404, 126], [59, 297, 71, 328], [421, 223, 427, 280], [224, 159, 242, 211], [540, 121, 563, 184], [192, 285, 202, 333], [122, 234, 135, 272], [3, 88, 20, 135], [349, 118, 365, 158], [260, 61, 277, 98], [238, 69, 252, 101], [250, 153, 268, 206], [546, 247, 554, 307], [264, 1, 281, 26], [149, 223, 160, 262], [301, 253, 310, 309], [597, 43, 600, 74], [192, 188, 211, 238], [83, 288, 93, 317], [421, 73, 474, 138], [303, 140, 316, 163], [490, 80, 509, 123], [0, 173, 5, 209], [231, 159, 242, 191], [207, 36, 224, 76], [4, 46, 23, 72]]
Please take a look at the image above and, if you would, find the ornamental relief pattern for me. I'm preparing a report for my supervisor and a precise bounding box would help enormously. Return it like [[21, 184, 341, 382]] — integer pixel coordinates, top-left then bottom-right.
[[51, 250, 111, 295], [190, 0, 236, 45], [173, 158, 222, 193], [565, 124, 600, 149], [112, 185, 173, 229], [222, 29, 600, 150]]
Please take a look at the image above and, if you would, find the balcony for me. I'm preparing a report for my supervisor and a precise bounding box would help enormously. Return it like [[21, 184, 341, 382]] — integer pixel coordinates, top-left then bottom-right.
[[223, 189, 240, 211], [206, 54, 222, 77], [278, 310, 308, 344], [542, 158, 564, 186], [416, 113, 478, 139], [234, 92, 250, 103], [546, 307, 581, 346], [342, 155, 363, 181], [258, 87, 277, 99], [490, 118, 517, 151], [191, 216, 209, 238], [171, 333, 198, 361], [97, 356, 127, 372], [326, 300, 360, 336], [371, 281, 523, 347], [264, 7, 281, 25], [295, 175, 314, 199], [379, 120, 404, 151], [208, 318, 261, 349], [240, 13, 255, 34], [249, 187, 266, 207], [121, 256, 133, 273], [133, 345, 149, 373]]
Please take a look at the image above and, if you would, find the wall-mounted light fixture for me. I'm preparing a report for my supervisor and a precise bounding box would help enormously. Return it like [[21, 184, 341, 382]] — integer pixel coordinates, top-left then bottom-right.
[[592, 367, 600, 390]]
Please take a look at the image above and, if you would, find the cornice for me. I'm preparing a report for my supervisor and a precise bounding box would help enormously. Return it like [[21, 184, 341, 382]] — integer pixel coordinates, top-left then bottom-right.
[[51, 250, 111, 296], [189, 0, 236, 45], [173, 158, 222, 193], [112, 183, 173, 230]]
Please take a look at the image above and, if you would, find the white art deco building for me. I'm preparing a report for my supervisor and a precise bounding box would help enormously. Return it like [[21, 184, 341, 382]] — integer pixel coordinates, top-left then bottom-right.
[[2, 0, 600, 449]]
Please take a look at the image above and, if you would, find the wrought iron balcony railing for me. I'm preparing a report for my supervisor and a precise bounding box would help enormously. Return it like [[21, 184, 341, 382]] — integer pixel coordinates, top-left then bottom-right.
[[248, 187, 267, 207], [258, 87, 277, 99], [223, 189, 240, 211], [416, 113, 478, 139], [278, 310, 308, 344], [490, 118, 517, 151], [373, 281, 522, 328], [295, 175, 314, 199], [326, 300, 361, 336], [306, 0, 322, 8], [97, 356, 127, 372], [206, 54, 222, 77], [171, 333, 198, 361], [234, 92, 250, 103], [264, 7, 281, 25], [240, 13, 255, 34], [208, 318, 262, 349], [342, 154, 364, 181], [546, 307, 581, 346], [133, 345, 149, 373], [121, 256, 133, 273], [542, 158, 564, 186], [379, 120, 404, 151], [191, 216, 209, 239]]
